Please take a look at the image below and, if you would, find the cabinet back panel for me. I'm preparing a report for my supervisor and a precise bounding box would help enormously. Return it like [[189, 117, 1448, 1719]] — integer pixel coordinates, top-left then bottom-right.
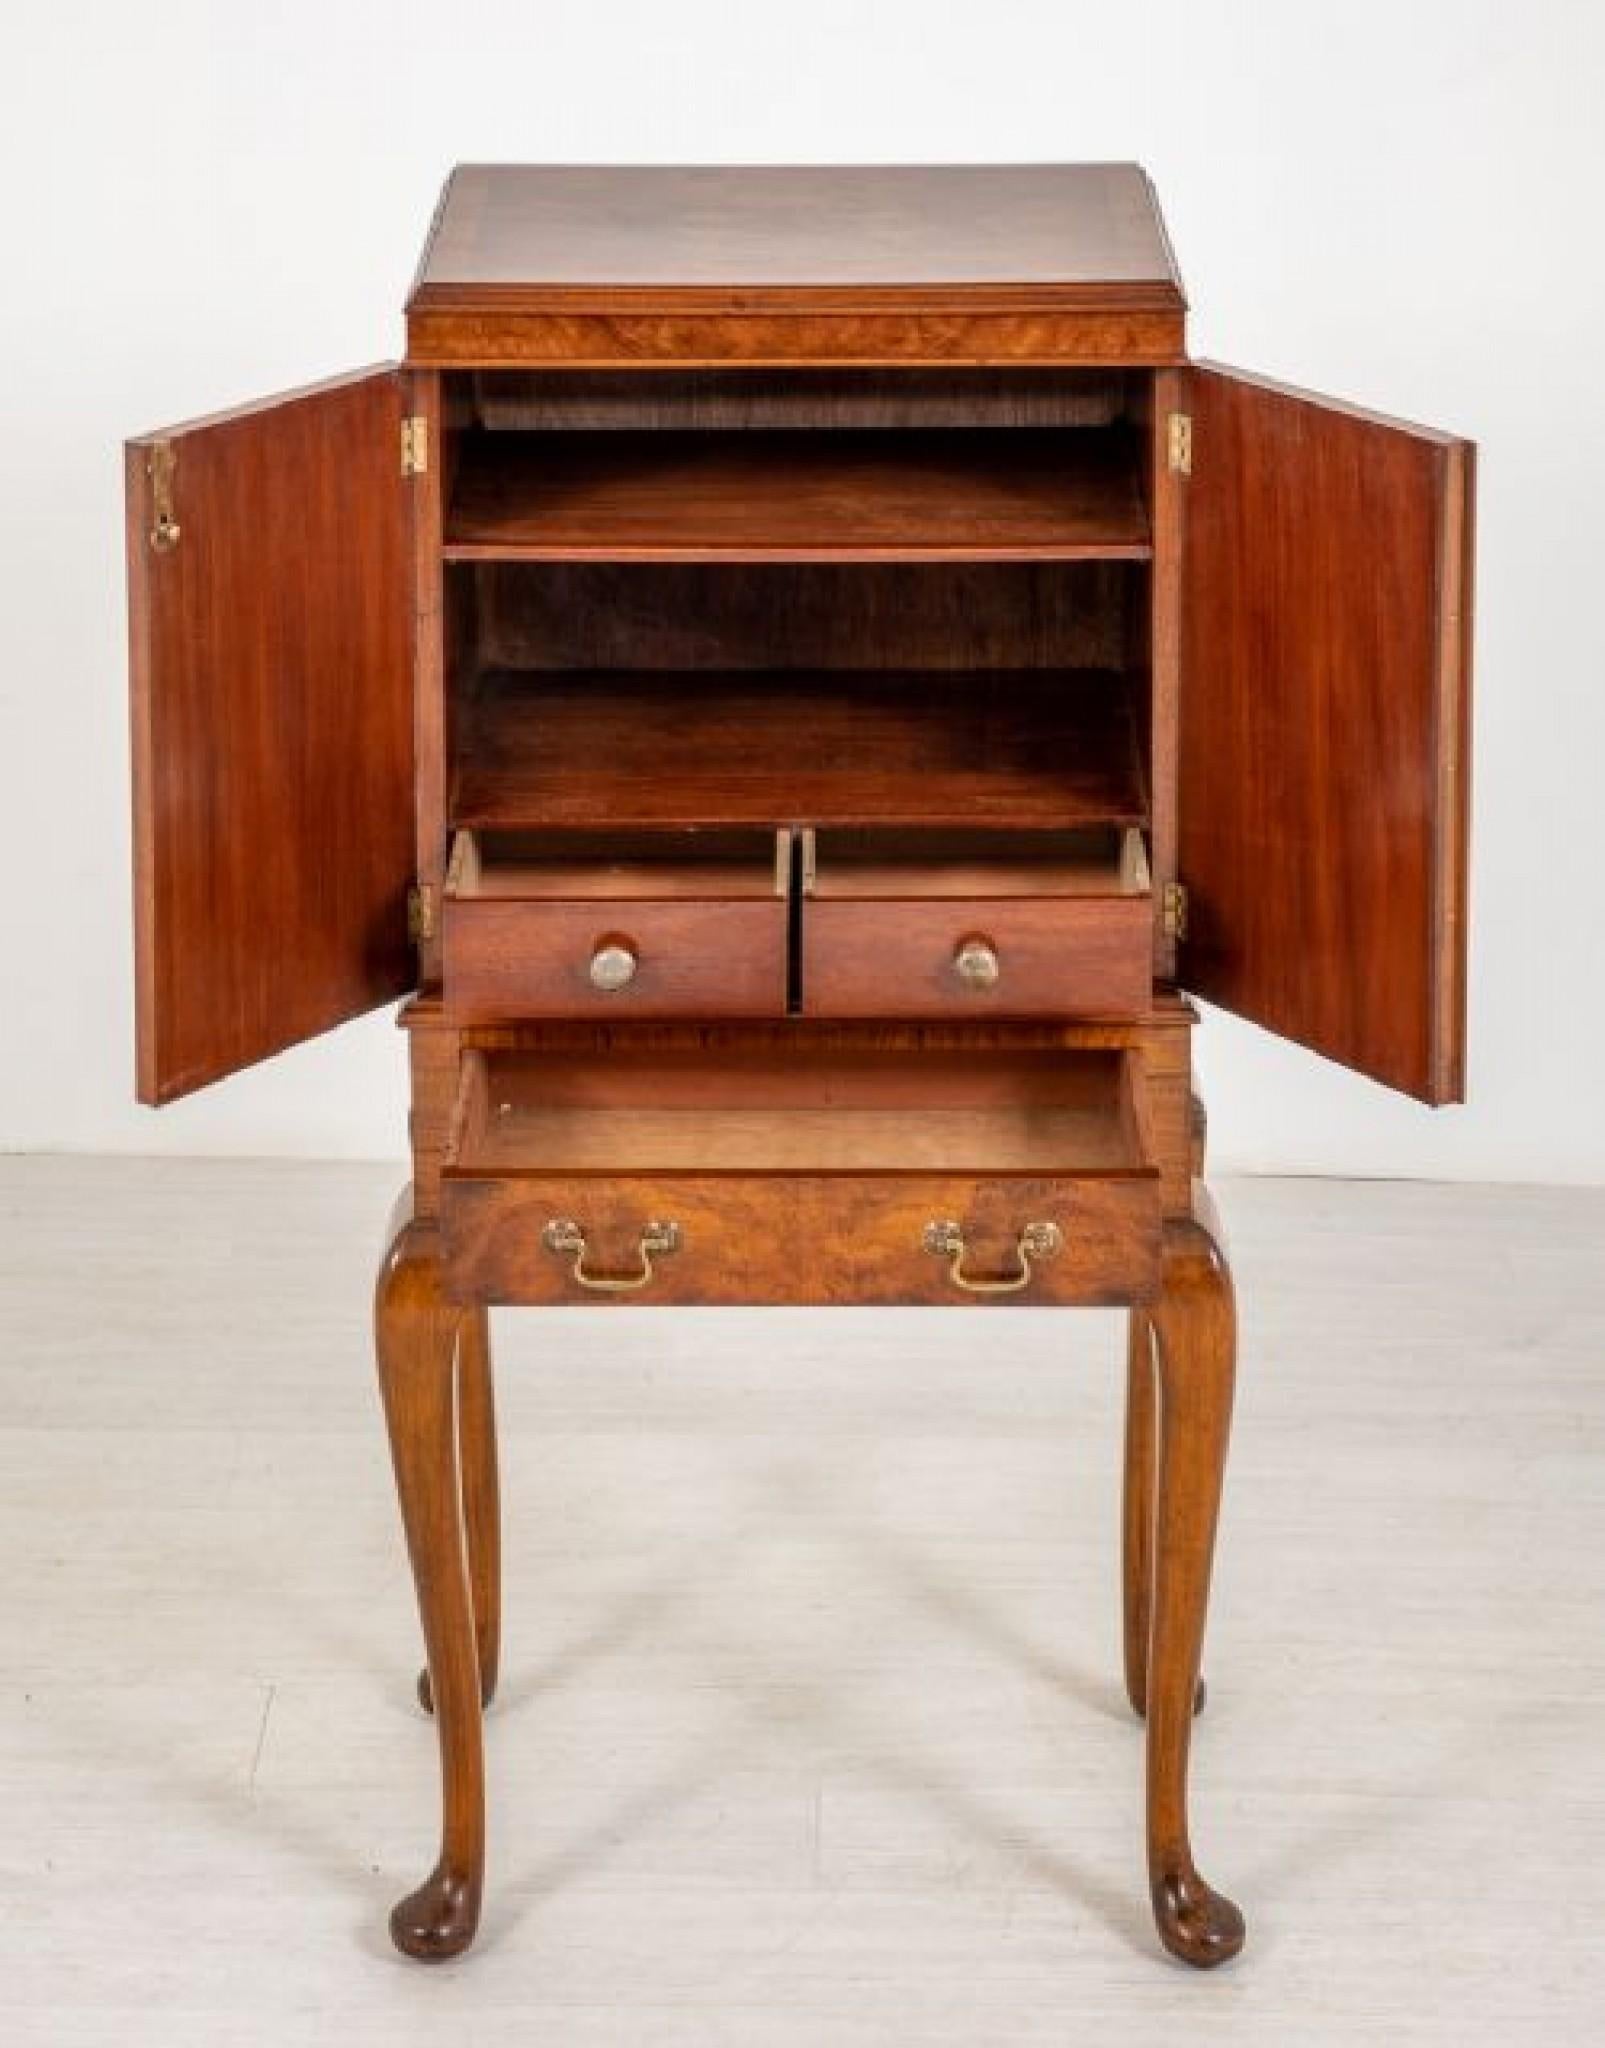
[[452, 667, 1146, 832], [466, 368, 1133, 433], [474, 561, 1136, 673]]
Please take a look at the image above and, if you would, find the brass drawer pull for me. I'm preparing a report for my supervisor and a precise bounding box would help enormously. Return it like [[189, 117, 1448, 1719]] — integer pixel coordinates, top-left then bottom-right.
[[589, 938, 639, 992], [542, 1217, 681, 1293], [923, 1218, 1063, 1295], [953, 935, 1000, 991]]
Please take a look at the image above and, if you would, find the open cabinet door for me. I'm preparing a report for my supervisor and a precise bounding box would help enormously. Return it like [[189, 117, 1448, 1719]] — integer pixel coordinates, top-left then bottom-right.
[[128, 368, 417, 1104], [1179, 365, 1474, 1103]]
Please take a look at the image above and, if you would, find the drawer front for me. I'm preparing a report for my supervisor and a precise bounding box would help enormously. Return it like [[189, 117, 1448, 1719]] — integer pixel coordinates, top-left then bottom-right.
[[802, 897, 1151, 1018], [444, 899, 788, 1021], [442, 1169, 1159, 1307]]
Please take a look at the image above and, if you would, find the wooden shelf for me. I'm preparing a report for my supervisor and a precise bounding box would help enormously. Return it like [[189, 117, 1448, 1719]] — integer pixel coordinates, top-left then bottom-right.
[[443, 429, 1150, 563], [453, 668, 1146, 831]]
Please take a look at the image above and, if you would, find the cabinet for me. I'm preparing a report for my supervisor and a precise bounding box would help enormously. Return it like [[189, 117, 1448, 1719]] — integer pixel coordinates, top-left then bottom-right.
[[125, 164, 1474, 1969]]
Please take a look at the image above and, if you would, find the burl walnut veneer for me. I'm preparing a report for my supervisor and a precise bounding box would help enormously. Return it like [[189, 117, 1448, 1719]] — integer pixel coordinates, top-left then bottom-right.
[[126, 164, 1474, 1969]]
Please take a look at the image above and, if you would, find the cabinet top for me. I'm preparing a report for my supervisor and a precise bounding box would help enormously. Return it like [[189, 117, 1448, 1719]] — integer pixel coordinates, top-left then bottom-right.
[[405, 164, 1187, 368]]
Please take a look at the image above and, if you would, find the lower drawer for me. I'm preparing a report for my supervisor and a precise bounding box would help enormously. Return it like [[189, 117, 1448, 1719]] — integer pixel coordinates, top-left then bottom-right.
[[440, 1047, 1160, 1307]]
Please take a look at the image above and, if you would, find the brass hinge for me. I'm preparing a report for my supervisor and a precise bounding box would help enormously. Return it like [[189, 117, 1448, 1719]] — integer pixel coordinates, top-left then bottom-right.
[[401, 415, 428, 477], [1167, 411, 1192, 477], [147, 440, 180, 552], [1162, 881, 1190, 942], [406, 883, 436, 944]]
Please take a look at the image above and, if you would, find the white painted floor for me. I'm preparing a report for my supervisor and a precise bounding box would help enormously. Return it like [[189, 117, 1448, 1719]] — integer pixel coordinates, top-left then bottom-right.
[[0, 1158, 1601, 2045]]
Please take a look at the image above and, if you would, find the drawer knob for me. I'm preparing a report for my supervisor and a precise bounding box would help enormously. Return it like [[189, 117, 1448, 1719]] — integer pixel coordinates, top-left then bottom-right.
[[589, 939, 639, 992], [923, 1218, 1063, 1295], [952, 935, 1000, 991], [542, 1216, 680, 1293]]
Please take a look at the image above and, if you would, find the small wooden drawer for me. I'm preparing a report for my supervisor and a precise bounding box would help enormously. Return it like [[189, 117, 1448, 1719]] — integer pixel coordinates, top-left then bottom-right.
[[801, 826, 1152, 1020], [440, 1046, 1160, 1307], [442, 828, 790, 1021]]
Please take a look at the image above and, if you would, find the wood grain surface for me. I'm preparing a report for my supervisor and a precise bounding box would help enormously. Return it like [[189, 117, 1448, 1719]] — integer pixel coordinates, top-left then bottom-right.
[[802, 898, 1151, 1021], [453, 669, 1146, 832], [443, 826, 789, 1021], [405, 167, 1185, 364], [400, 997, 1201, 1222], [444, 899, 788, 1022], [1178, 364, 1473, 1103], [412, 165, 1185, 296], [473, 559, 1139, 675], [443, 1169, 1160, 1309], [127, 368, 416, 1103], [438, 1046, 1160, 1307], [407, 307, 1187, 369], [444, 429, 1150, 563], [803, 826, 1151, 1020]]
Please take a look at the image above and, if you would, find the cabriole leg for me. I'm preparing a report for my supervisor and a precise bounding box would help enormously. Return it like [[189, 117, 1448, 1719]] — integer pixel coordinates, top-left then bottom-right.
[[375, 1194, 485, 1962], [419, 1305, 501, 1713], [1122, 1309, 1157, 1717], [1123, 1085, 1211, 1722], [1124, 1318, 1209, 1716], [1144, 1188, 1245, 1968]]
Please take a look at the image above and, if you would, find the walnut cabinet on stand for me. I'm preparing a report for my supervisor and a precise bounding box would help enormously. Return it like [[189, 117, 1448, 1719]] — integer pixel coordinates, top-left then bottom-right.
[[125, 165, 1474, 1968]]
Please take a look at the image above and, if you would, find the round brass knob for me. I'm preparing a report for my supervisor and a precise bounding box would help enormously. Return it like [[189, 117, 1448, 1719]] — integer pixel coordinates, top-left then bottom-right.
[[953, 935, 1000, 991], [589, 939, 638, 992]]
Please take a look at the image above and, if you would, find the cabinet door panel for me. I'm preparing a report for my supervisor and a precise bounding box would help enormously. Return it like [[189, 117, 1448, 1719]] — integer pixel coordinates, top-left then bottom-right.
[[128, 367, 416, 1103], [1180, 364, 1473, 1102]]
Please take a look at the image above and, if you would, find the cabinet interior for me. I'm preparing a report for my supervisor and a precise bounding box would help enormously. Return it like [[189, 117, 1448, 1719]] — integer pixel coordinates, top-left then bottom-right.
[[450, 1046, 1150, 1175], [439, 366, 1160, 882], [448, 827, 788, 901], [806, 826, 1150, 900]]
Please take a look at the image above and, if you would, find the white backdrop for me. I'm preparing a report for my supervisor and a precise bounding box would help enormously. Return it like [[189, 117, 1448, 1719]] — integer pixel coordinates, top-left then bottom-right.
[[2, 0, 1600, 1180]]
